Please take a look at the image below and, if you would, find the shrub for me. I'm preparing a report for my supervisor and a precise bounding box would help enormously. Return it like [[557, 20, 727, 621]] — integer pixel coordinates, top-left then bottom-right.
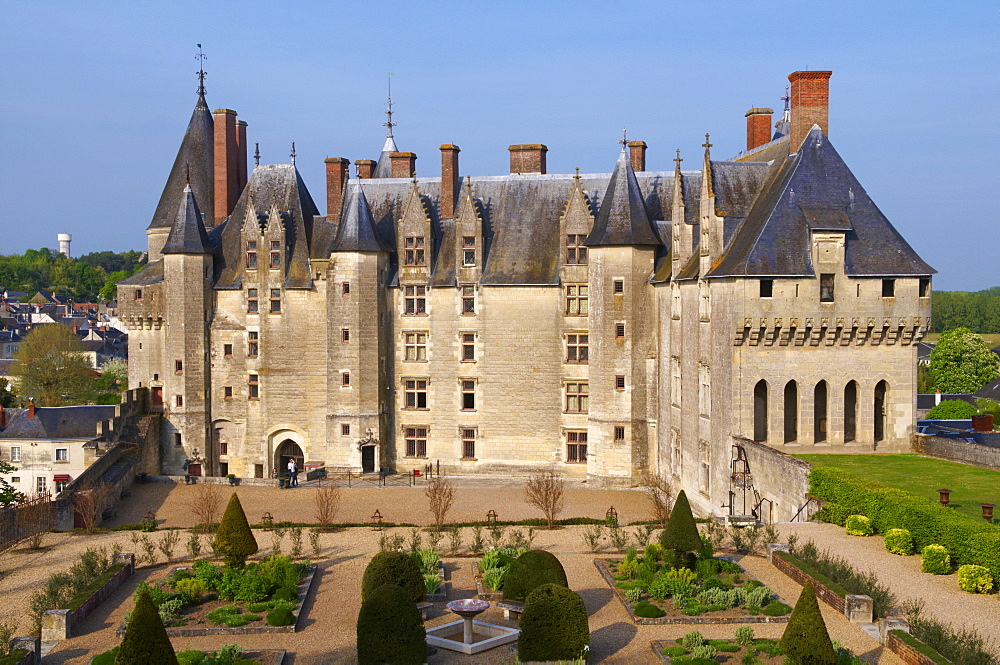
[[964, 531, 1000, 583], [633, 600, 665, 618], [682, 630, 704, 649], [845, 515, 873, 536], [623, 587, 642, 602], [780, 582, 837, 665], [735, 626, 754, 646], [691, 644, 718, 660], [176, 651, 204, 665], [926, 399, 978, 420], [174, 578, 206, 605], [212, 493, 258, 568], [502, 549, 568, 602], [519, 584, 589, 662], [660, 490, 702, 568], [115, 589, 179, 665], [883, 528, 914, 555], [357, 583, 426, 665], [157, 598, 185, 623], [92, 647, 120, 665], [271, 586, 296, 602], [957, 565, 994, 594], [361, 551, 425, 604], [903, 599, 995, 665], [266, 607, 295, 626], [662, 645, 687, 657], [921, 544, 951, 574], [762, 600, 792, 616]]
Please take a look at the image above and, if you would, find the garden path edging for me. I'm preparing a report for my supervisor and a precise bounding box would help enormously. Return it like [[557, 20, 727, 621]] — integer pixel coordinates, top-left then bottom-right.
[[41, 553, 135, 642]]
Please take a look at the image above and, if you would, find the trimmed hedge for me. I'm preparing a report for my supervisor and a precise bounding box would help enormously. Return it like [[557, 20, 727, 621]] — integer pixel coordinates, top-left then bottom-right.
[[779, 581, 837, 665], [360, 551, 425, 604], [884, 528, 914, 556], [212, 493, 259, 568], [888, 630, 951, 665], [921, 545, 951, 575], [518, 583, 589, 662], [809, 467, 999, 567], [502, 550, 568, 602], [964, 531, 1000, 583], [356, 583, 426, 665]]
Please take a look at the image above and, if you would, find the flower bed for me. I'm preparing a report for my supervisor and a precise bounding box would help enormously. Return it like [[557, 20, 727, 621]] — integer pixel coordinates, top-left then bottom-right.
[[41, 553, 135, 642], [90, 645, 285, 665], [885, 630, 952, 665], [115, 556, 315, 637], [651, 636, 784, 664], [0, 650, 31, 665], [596, 547, 791, 626], [413, 548, 447, 602], [473, 546, 528, 600], [771, 550, 874, 623]]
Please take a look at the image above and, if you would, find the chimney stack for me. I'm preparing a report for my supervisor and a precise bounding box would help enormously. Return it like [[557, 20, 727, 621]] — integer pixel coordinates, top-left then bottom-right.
[[236, 120, 249, 191], [28, 399, 35, 420], [440, 145, 460, 219], [324, 158, 351, 222], [508, 144, 548, 174], [0, 407, 6, 428], [213, 108, 240, 225], [390, 152, 417, 179], [355, 159, 376, 179], [788, 70, 832, 151], [745, 108, 774, 152], [628, 141, 647, 172]]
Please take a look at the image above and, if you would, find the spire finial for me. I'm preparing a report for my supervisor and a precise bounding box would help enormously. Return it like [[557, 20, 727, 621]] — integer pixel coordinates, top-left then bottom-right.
[[574, 166, 580, 181], [290, 141, 296, 166], [383, 73, 397, 139], [464, 174, 474, 195], [195, 44, 207, 97], [619, 128, 628, 151], [254, 142, 260, 167], [185, 163, 190, 185], [673, 149, 683, 171], [781, 85, 790, 112], [702, 133, 713, 151]]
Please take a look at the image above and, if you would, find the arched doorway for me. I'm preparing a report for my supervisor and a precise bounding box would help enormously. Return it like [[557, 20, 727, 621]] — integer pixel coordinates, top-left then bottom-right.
[[753, 380, 768, 442], [275, 439, 304, 478], [844, 380, 858, 442], [783, 380, 798, 443], [874, 380, 888, 443], [814, 381, 828, 443]]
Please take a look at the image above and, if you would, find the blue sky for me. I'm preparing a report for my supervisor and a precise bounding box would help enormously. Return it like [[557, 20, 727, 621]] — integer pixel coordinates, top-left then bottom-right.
[[1, 1, 997, 290]]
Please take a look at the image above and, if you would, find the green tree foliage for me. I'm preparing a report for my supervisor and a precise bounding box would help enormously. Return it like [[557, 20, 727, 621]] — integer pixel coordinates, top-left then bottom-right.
[[975, 398, 1000, 422], [659, 490, 702, 567], [926, 400, 977, 420], [93, 358, 129, 400], [360, 551, 425, 604], [502, 549, 568, 602], [0, 248, 145, 302], [929, 328, 1000, 393], [518, 583, 590, 663], [779, 581, 837, 665], [931, 288, 1000, 333], [917, 363, 934, 394], [114, 588, 179, 665], [0, 377, 16, 407], [212, 493, 258, 568], [0, 460, 25, 508], [356, 583, 426, 665], [12, 324, 93, 406]]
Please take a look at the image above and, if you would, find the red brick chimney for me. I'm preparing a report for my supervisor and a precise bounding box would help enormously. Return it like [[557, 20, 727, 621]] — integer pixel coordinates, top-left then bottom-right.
[[213, 108, 240, 225], [0, 407, 6, 428], [509, 144, 547, 174], [440, 145, 460, 219], [324, 158, 350, 221], [236, 120, 249, 191], [28, 399, 35, 419], [355, 160, 376, 179], [745, 108, 774, 152], [628, 140, 647, 172], [390, 152, 417, 179], [788, 71, 832, 151]]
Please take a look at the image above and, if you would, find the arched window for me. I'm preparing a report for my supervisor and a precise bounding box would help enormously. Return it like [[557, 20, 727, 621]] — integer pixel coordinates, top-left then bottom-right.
[[814, 381, 828, 443], [874, 380, 888, 443], [784, 380, 798, 443], [753, 380, 768, 442], [844, 381, 858, 442]]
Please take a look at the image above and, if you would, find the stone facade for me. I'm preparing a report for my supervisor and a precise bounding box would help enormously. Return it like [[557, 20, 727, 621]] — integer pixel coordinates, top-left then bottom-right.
[[117, 69, 933, 519]]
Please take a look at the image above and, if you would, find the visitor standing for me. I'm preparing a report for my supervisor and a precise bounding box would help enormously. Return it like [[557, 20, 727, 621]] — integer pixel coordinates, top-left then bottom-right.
[[288, 458, 298, 487]]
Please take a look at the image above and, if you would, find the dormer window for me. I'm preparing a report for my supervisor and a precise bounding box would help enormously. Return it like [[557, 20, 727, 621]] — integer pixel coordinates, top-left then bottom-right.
[[463, 237, 476, 266], [404, 237, 426, 266], [566, 235, 588, 265], [269, 241, 281, 269], [246, 241, 258, 269]]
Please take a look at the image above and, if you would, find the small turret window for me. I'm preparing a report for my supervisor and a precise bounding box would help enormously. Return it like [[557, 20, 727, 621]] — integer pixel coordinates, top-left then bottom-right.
[[404, 237, 426, 266], [882, 279, 895, 298], [919, 278, 930, 298], [269, 241, 281, 269], [820, 274, 835, 302], [463, 237, 476, 266], [246, 241, 258, 269], [566, 235, 588, 265]]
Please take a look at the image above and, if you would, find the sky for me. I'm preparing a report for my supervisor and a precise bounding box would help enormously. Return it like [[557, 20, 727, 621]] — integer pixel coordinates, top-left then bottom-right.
[[1, 1, 997, 291]]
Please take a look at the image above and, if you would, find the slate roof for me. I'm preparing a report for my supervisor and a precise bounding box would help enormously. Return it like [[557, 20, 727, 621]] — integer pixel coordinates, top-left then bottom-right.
[[0, 405, 115, 440], [584, 149, 661, 247], [331, 183, 390, 253], [147, 93, 214, 231], [708, 126, 935, 278], [161, 185, 211, 254], [118, 260, 164, 286], [374, 134, 398, 179]]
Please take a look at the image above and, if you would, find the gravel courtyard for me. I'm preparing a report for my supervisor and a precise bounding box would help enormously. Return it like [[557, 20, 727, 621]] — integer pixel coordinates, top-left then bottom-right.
[[0, 479, 992, 663]]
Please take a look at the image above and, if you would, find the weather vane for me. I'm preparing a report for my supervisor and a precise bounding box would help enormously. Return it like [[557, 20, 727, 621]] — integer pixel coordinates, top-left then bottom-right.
[[619, 128, 628, 150], [254, 142, 260, 167], [290, 141, 296, 166], [383, 73, 396, 138], [195, 44, 207, 96]]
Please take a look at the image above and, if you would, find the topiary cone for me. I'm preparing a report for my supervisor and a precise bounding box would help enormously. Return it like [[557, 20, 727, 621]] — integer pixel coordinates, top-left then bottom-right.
[[780, 580, 837, 665], [114, 588, 178, 665], [659, 490, 702, 563], [212, 492, 258, 568]]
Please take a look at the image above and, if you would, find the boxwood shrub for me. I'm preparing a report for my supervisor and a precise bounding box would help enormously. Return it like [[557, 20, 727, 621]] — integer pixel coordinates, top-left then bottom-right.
[[956, 565, 994, 594], [883, 528, 914, 555], [633, 600, 666, 618], [518, 583, 590, 662], [502, 550, 568, 602], [921, 544, 951, 574], [845, 515, 873, 536], [356, 583, 426, 665], [360, 551, 425, 604], [963, 531, 1000, 583]]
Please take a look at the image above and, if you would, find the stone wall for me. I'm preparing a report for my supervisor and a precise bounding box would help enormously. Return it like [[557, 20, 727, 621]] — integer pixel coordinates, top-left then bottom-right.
[[54, 441, 140, 530], [41, 553, 134, 641], [911, 433, 1000, 470], [885, 630, 946, 665], [734, 438, 813, 523]]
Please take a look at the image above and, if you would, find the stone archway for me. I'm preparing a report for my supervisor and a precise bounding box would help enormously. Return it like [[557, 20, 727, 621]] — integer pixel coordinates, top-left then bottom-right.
[[275, 439, 304, 478], [357, 428, 380, 474]]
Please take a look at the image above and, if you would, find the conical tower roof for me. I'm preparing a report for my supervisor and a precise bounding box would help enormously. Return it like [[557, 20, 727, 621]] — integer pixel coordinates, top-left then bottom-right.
[[161, 184, 210, 254], [331, 183, 389, 252], [147, 92, 214, 230], [584, 148, 660, 246]]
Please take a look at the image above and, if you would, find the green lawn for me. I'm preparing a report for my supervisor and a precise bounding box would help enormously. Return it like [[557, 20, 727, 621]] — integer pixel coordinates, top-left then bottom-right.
[[795, 453, 1000, 522]]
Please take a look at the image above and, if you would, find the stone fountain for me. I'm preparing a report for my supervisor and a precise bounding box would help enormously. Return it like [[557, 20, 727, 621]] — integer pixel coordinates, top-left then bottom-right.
[[425, 598, 520, 655]]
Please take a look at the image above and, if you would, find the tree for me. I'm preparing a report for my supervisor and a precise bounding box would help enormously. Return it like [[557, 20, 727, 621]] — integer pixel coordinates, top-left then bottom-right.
[[779, 581, 837, 665], [0, 461, 24, 509], [659, 490, 702, 569], [212, 492, 258, 568], [425, 477, 454, 531], [114, 588, 179, 665], [643, 472, 675, 528], [314, 485, 341, 531], [926, 399, 977, 420], [0, 378, 15, 408], [524, 470, 565, 528], [917, 363, 934, 394], [12, 324, 93, 406], [74, 483, 113, 534], [929, 328, 1000, 394], [186, 483, 224, 532]]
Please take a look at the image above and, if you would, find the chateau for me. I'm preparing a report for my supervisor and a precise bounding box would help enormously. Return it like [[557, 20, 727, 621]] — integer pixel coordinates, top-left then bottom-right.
[[119, 70, 933, 519]]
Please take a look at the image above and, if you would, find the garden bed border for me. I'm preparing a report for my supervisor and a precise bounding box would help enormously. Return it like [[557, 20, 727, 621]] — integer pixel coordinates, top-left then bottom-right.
[[768, 545, 873, 623], [4, 637, 40, 665], [885, 628, 952, 665], [594, 559, 790, 626], [115, 563, 316, 637], [471, 562, 503, 601], [86, 649, 285, 665], [426, 561, 447, 603], [41, 553, 135, 642]]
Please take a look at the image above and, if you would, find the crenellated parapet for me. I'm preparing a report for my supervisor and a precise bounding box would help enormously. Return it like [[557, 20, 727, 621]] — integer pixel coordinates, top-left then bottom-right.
[[733, 315, 929, 347]]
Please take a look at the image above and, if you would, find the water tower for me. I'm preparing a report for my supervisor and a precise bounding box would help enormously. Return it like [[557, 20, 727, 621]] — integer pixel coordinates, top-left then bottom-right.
[[57, 233, 72, 257]]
